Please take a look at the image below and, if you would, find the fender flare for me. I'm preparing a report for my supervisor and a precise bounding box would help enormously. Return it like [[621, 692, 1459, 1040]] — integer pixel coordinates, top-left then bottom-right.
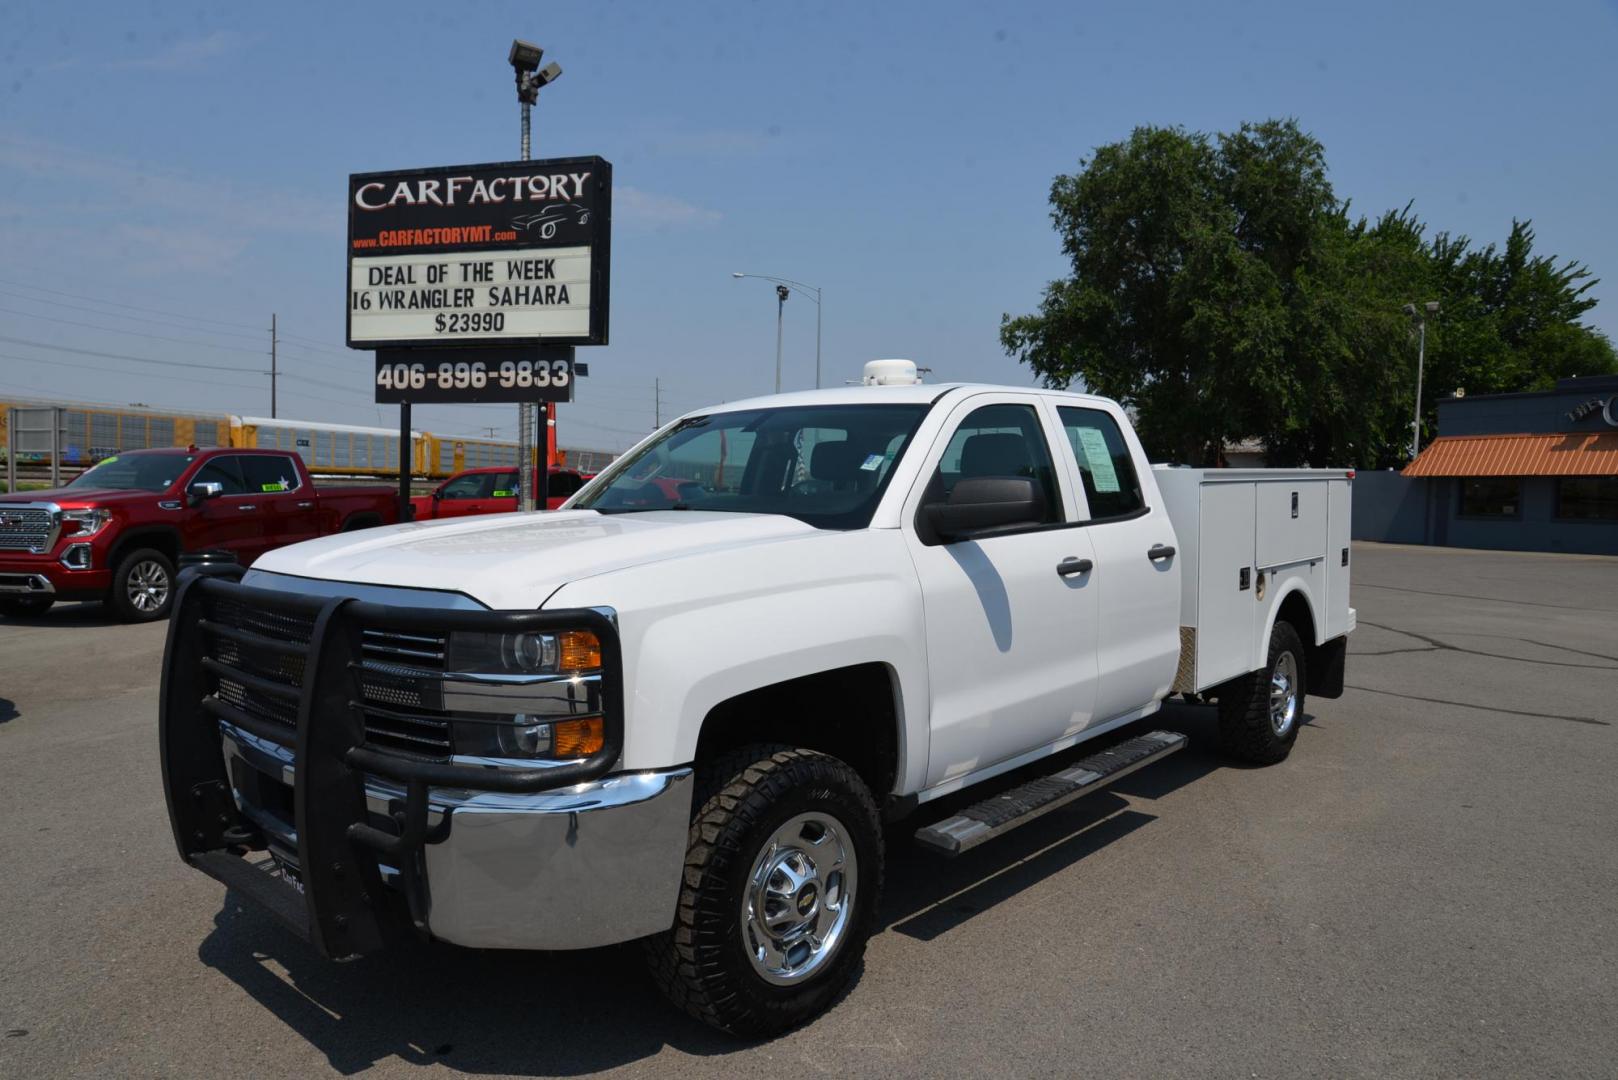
[[107, 524, 184, 568]]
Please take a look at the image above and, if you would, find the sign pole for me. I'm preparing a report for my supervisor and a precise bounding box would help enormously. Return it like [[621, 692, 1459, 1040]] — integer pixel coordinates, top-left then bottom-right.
[[516, 88, 535, 513], [398, 400, 412, 523]]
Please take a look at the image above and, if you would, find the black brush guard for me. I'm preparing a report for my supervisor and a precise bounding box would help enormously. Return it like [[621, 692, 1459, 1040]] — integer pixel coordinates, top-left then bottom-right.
[[159, 567, 624, 959]]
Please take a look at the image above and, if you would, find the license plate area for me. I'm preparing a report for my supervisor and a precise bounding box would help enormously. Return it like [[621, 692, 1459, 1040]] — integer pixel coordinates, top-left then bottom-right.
[[268, 852, 306, 895]]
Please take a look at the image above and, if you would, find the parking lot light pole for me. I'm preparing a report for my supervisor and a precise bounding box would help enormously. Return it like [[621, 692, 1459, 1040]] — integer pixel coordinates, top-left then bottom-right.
[[733, 273, 822, 389], [510, 39, 562, 511], [1404, 300, 1440, 459]]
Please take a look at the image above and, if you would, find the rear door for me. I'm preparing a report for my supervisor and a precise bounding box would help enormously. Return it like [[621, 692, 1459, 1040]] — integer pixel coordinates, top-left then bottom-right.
[[902, 394, 1102, 789], [238, 454, 317, 551], [1053, 405, 1182, 725], [545, 469, 584, 510]]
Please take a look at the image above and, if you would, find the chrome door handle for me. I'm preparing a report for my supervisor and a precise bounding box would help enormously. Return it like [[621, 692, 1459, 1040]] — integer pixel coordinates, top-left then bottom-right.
[[236, 504, 257, 511], [1147, 544, 1176, 561], [296, 500, 314, 509], [1056, 557, 1094, 577]]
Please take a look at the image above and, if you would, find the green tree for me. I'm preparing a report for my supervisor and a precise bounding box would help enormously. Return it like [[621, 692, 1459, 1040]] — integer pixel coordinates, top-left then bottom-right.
[[1003, 121, 1617, 467]]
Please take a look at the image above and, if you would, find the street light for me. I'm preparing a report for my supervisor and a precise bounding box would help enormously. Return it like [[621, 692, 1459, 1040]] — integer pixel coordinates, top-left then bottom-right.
[[733, 272, 823, 391], [509, 38, 562, 513], [1403, 300, 1440, 459]]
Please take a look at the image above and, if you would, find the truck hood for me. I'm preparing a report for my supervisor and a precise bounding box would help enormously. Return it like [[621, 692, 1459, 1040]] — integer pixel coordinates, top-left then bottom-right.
[[250, 509, 822, 608], [0, 486, 161, 508]]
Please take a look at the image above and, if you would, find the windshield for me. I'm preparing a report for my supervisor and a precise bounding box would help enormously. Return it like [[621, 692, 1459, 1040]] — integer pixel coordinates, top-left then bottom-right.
[[67, 453, 195, 493], [573, 403, 930, 529]]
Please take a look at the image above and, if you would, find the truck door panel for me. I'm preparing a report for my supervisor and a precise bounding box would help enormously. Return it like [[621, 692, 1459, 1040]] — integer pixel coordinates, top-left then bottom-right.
[[903, 396, 1102, 789], [1054, 405, 1182, 724], [1256, 481, 1327, 569], [436, 471, 499, 518], [238, 454, 315, 552], [186, 456, 257, 563], [1194, 480, 1259, 688]]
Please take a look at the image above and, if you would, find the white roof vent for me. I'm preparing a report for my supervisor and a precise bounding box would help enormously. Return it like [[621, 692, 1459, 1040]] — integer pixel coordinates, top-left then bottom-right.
[[861, 358, 923, 386]]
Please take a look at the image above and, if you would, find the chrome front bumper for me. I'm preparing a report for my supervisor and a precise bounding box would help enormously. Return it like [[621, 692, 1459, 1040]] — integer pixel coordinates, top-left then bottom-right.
[[0, 572, 55, 595], [221, 723, 694, 950]]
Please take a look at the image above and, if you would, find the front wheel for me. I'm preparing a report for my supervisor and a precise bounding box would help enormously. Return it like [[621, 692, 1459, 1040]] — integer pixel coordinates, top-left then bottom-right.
[[646, 745, 884, 1038], [1218, 619, 1307, 765], [108, 548, 175, 622]]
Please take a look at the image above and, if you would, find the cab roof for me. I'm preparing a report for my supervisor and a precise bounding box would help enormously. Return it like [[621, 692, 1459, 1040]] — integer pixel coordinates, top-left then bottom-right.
[[675, 382, 1114, 417]]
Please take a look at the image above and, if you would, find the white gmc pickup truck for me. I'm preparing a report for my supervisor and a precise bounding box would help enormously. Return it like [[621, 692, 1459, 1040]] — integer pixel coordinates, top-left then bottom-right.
[[159, 367, 1354, 1036]]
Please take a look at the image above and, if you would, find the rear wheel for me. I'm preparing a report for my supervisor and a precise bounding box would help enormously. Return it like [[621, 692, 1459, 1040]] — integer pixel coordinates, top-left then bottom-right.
[[0, 596, 54, 618], [109, 548, 175, 622], [1218, 619, 1306, 765], [646, 744, 883, 1037]]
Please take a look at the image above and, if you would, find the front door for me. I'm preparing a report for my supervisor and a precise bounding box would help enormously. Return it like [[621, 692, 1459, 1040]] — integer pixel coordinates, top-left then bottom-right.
[[901, 395, 1102, 790], [1053, 404, 1182, 724], [185, 456, 258, 563], [434, 471, 501, 518]]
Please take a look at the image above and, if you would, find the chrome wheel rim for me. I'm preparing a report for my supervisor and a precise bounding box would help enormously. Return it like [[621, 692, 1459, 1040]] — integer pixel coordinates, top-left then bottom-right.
[[1270, 650, 1299, 735], [127, 560, 170, 613], [741, 811, 858, 986]]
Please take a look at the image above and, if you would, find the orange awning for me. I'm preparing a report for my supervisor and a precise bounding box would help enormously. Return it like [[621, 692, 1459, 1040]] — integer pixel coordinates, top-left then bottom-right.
[[1403, 432, 1618, 477]]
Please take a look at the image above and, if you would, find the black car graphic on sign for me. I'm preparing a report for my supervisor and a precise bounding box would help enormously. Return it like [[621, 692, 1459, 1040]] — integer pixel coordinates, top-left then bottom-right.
[[510, 203, 590, 240]]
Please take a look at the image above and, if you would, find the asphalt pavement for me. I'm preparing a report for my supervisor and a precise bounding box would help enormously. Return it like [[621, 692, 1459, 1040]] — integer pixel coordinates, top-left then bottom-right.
[[1, 542, 1614, 1078]]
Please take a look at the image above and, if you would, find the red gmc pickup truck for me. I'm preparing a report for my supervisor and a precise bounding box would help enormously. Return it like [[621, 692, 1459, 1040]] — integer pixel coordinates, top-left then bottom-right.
[[0, 446, 397, 622], [410, 465, 590, 520]]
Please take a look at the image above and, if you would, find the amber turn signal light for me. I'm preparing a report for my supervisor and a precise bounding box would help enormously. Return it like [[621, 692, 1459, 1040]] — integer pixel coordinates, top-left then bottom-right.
[[557, 630, 602, 672], [552, 716, 605, 757]]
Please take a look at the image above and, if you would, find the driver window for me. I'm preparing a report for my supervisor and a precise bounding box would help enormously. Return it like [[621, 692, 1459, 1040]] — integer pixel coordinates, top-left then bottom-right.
[[441, 473, 494, 499], [930, 403, 1063, 524], [192, 457, 248, 495]]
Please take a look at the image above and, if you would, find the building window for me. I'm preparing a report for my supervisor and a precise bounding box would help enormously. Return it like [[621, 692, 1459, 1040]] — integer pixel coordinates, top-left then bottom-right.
[[1556, 477, 1618, 521], [1459, 477, 1520, 518]]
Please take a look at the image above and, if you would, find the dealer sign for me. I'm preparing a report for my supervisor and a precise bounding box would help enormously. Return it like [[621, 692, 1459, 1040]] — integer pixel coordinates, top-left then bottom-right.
[[346, 156, 611, 348]]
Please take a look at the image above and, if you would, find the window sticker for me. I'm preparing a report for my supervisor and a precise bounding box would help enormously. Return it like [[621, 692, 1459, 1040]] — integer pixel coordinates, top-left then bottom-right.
[[860, 453, 884, 471], [1075, 427, 1121, 493], [492, 489, 515, 497], [261, 480, 290, 493]]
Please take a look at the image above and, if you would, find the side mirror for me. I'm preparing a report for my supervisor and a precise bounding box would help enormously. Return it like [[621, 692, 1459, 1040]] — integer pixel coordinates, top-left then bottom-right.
[[431, 489, 443, 501], [922, 476, 1045, 543], [187, 481, 224, 507]]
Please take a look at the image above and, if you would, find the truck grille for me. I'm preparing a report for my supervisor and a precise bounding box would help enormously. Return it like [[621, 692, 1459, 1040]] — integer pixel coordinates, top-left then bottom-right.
[[202, 593, 453, 759], [0, 505, 56, 553]]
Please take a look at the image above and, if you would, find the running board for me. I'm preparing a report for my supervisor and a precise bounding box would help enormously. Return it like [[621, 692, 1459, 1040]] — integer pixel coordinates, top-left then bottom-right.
[[914, 730, 1187, 856]]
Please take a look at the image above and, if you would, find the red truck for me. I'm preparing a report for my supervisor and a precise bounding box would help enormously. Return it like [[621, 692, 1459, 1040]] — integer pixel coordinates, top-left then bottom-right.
[[410, 465, 590, 520], [0, 446, 398, 622]]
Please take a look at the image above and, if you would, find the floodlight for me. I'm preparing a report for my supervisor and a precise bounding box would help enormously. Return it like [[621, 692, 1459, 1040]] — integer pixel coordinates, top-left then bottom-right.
[[509, 40, 543, 73]]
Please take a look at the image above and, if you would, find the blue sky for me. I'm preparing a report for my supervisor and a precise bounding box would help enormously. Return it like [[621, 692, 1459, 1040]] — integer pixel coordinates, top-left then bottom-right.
[[2, 0, 1616, 452]]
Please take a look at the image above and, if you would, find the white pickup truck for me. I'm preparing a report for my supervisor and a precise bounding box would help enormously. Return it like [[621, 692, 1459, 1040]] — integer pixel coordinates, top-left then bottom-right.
[[159, 365, 1354, 1036]]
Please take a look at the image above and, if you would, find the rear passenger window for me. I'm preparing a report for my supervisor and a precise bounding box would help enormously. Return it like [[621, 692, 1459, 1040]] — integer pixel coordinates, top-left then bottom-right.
[[931, 403, 1062, 525], [239, 455, 302, 494], [1057, 407, 1145, 520]]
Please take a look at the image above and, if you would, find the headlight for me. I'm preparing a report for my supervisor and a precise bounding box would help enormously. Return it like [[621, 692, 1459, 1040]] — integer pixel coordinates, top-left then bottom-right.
[[447, 629, 601, 675], [444, 629, 605, 759], [60, 508, 110, 538]]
